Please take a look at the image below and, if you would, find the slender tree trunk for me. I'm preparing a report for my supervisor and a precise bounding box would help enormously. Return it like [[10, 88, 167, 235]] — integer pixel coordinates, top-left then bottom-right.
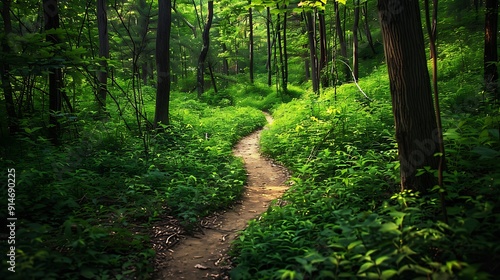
[[484, 0, 499, 100], [44, 0, 62, 144], [222, 43, 229, 76], [248, 0, 254, 83], [283, 6, 288, 92], [335, 2, 349, 80], [1, 0, 18, 134], [318, 9, 328, 87], [353, 0, 360, 81], [362, 1, 377, 54], [154, 0, 172, 127], [197, 0, 213, 97], [266, 7, 272, 86], [378, 0, 439, 193], [277, 4, 285, 92], [97, 0, 109, 115], [306, 11, 319, 93]]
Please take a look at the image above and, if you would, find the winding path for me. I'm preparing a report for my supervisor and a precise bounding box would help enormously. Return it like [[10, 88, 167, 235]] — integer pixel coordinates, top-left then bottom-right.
[[155, 113, 289, 279]]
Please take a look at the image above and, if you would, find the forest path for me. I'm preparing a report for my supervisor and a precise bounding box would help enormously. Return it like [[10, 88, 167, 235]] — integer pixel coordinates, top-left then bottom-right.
[[155, 113, 289, 279]]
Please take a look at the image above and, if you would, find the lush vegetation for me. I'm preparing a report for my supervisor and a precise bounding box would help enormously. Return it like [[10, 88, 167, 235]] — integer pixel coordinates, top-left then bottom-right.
[[1, 89, 267, 279], [229, 20, 500, 280], [1, 0, 499, 279]]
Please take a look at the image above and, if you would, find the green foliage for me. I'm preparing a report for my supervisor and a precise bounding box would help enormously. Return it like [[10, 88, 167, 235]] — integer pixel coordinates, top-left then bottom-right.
[[229, 54, 500, 278], [0, 97, 265, 279]]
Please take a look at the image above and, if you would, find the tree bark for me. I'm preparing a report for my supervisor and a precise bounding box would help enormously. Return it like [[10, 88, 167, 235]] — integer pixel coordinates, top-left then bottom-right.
[[197, 0, 213, 97], [378, 0, 439, 193], [248, 0, 254, 84], [154, 0, 172, 127], [1, 0, 18, 134], [306, 11, 319, 93], [318, 9, 328, 87], [484, 0, 498, 100], [362, 1, 377, 54], [97, 0, 109, 115], [266, 7, 272, 87], [44, 0, 62, 144], [353, 0, 360, 81], [335, 2, 349, 80]]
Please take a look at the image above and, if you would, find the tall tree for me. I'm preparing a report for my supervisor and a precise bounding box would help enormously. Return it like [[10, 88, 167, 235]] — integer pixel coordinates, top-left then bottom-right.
[[318, 6, 328, 87], [97, 0, 109, 115], [44, 0, 63, 144], [248, 0, 254, 83], [378, 0, 439, 193], [154, 0, 172, 127], [1, 0, 18, 133], [266, 6, 272, 86], [305, 10, 319, 93], [484, 0, 498, 99], [197, 0, 214, 97], [352, 0, 360, 81], [335, 1, 349, 80]]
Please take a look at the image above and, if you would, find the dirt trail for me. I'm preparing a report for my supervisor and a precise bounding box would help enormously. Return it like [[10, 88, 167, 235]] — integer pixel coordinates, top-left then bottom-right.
[[155, 113, 289, 279]]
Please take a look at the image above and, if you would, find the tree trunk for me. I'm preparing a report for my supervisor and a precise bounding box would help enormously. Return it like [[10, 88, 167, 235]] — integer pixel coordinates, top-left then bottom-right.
[[222, 43, 229, 76], [378, 0, 439, 193], [97, 0, 109, 115], [266, 7, 272, 87], [362, 1, 377, 54], [283, 6, 288, 92], [154, 0, 172, 127], [484, 0, 498, 100], [44, 0, 62, 144], [1, 0, 18, 134], [353, 0, 360, 81], [277, 4, 285, 92], [335, 2, 349, 80], [318, 9, 328, 87], [306, 11, 319, 93], [197, 0, 213, 97], [248, 0, 254, 83]]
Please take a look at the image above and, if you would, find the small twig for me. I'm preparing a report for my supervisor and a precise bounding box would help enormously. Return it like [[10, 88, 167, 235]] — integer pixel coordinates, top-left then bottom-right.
[[337, 59, 372, 102]]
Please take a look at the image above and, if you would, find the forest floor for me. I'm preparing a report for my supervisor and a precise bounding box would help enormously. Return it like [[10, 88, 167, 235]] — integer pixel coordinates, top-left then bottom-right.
[[154, 113, 290, 279]]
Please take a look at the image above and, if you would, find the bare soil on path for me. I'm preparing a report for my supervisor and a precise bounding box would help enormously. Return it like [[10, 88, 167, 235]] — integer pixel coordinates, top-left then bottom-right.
[[154, 114, 289, 279]]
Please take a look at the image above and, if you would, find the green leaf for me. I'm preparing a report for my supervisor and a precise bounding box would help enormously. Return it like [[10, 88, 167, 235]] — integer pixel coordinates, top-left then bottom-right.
[[380, 222, 400, 234], [375, 255, 391, 265], [358, 262, 374, 274], [381, 269, 398, 279]]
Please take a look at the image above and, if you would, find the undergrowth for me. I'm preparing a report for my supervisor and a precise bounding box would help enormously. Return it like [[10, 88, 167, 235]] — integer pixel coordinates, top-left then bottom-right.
[[229, 67, 500, 279], [0, 97, 265, 279]]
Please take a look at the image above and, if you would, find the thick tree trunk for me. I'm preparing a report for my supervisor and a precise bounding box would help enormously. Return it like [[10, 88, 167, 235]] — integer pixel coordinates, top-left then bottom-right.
[[197, 0, 213, 97], [306, 11, 319, 93], [44, 0, 62, 144], [378, 0, 439, 193], [248, 0, 254, 84], [154, 0, 172, 127], [97, 0, 109, 114], [484, 0, 498, 99], [1, 0, 18, 134]]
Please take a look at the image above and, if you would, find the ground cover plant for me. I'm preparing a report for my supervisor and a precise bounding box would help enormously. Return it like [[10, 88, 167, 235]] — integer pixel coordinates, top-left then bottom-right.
[[229, 55, 500, 280], [1, 0, 499, 279], [0, 93, 265, 279]]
